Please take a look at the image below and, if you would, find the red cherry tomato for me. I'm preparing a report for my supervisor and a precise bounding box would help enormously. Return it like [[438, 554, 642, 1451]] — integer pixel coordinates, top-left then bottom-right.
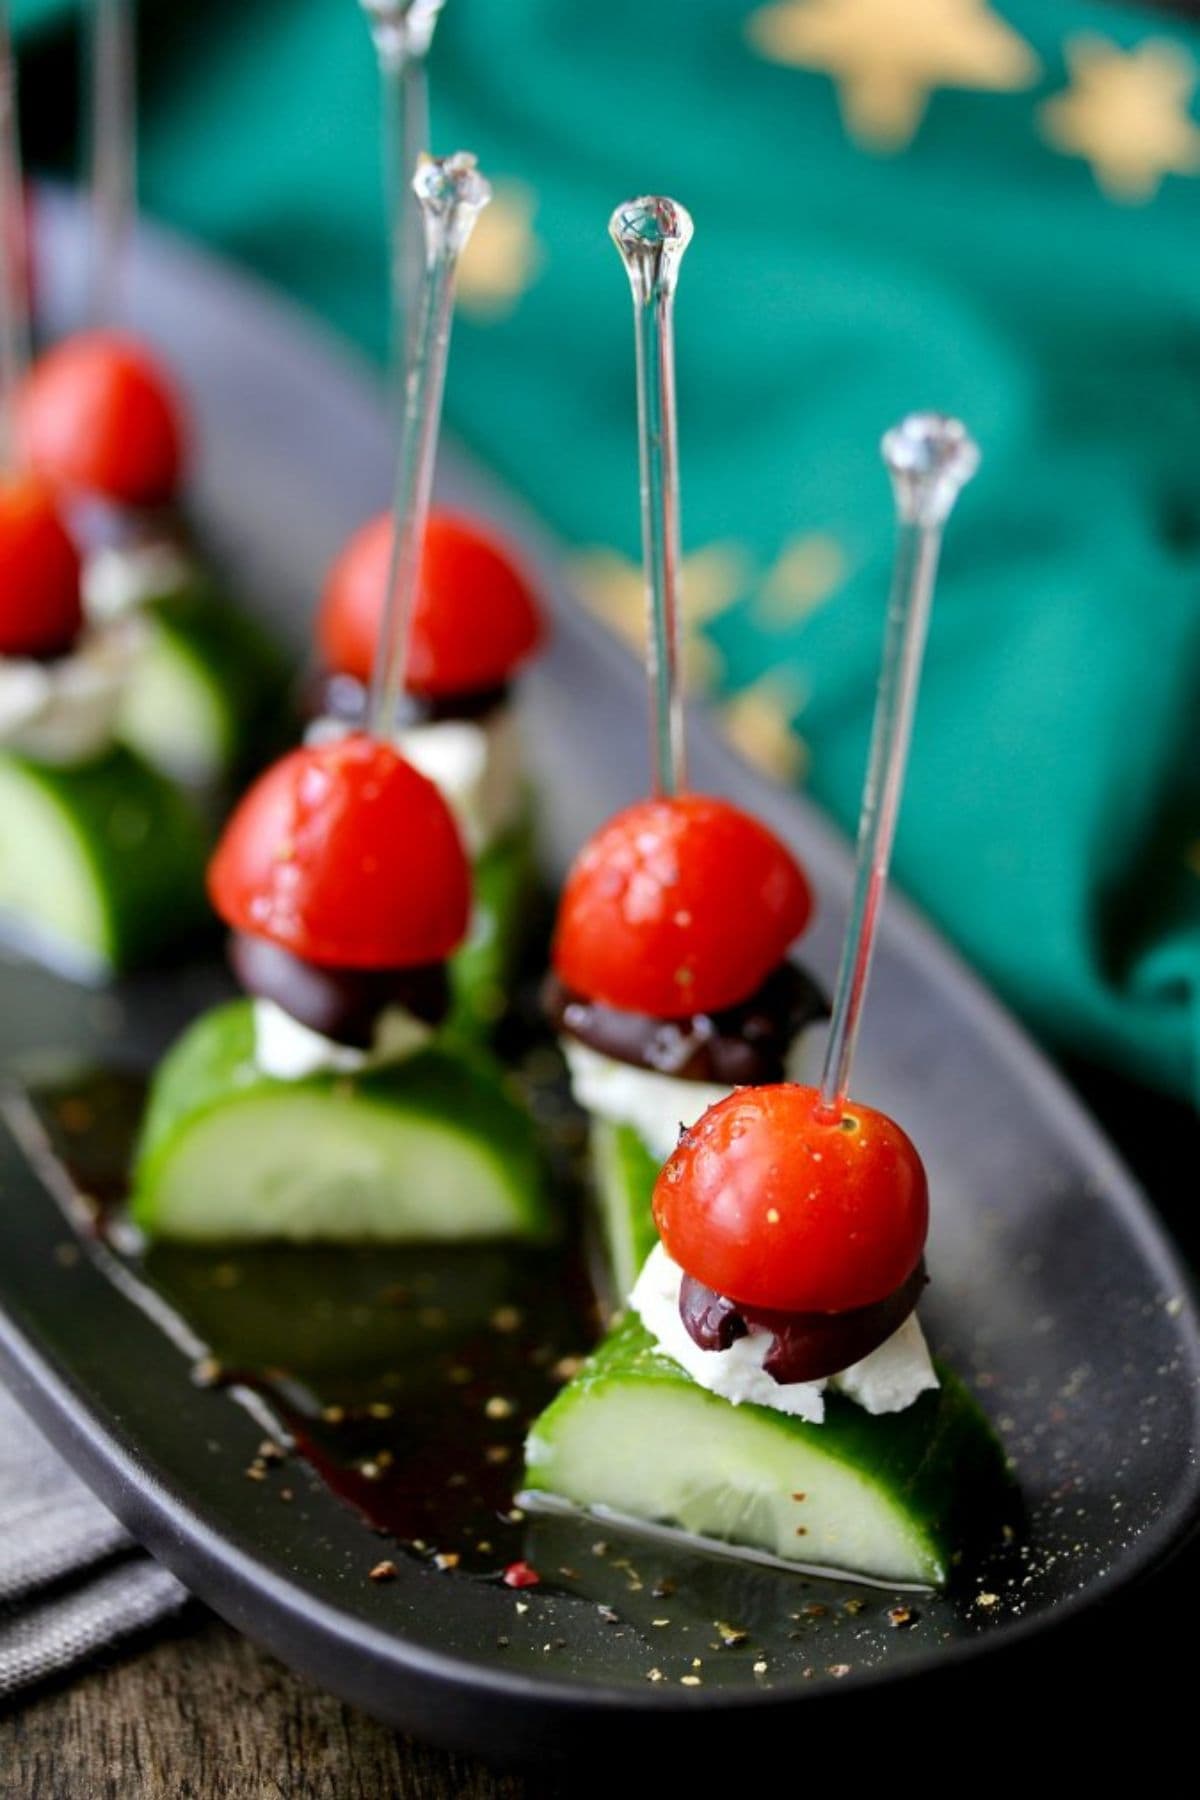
[[654, 1084, 929, 1314], [552, 795, 812, 1017], [19, 331, 187, 507], [208, 736, 471, 969], [0, 475, 83, 659], [317, 511, 543, 697]]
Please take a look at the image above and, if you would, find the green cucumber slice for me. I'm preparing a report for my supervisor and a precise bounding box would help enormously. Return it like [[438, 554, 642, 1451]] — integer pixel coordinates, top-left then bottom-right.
[[0, 745, 208, 976], [132, 999, 552, 1245], [589, 1120, 661, 1302], [522, 1314, 1010, 1588], [448, 818, 535, 1039], [118, 582, 290, 785]]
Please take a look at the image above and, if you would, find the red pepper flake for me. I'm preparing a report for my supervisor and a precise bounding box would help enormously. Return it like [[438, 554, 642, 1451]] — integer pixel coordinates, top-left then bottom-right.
[[502, 1560, 541, 1590]]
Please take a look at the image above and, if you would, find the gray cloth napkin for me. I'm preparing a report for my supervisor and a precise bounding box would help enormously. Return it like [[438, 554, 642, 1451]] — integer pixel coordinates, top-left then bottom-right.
[[0, 1380, 188, 1696]]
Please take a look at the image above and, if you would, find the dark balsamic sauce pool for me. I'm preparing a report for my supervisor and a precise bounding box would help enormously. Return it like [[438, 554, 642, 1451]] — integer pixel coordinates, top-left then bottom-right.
[[24, 987, 1034, 1683], [34, 1037, 598, 1586]]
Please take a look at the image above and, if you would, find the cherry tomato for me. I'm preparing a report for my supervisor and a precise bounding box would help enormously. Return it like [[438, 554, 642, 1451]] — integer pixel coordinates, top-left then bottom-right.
[[654, 1084, 928, 1314], [0, 475, 83, 659], [552, 795, 812, 1017], [208, 736, 471, 969], [19, 331, 186, 507], [317, 511, 543, 697]]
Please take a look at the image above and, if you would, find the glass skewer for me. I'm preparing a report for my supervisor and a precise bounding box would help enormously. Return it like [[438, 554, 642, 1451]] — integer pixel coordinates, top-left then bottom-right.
[[610, 196, 693, 798], [366, 150, 490, 741], [88, 0, 137, 325], [817, 413, 980, 1122], [360, 1, 447, 398], [0, 3, 27, 467]]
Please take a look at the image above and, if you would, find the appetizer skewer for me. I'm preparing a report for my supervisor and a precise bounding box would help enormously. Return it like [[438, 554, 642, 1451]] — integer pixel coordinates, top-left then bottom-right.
[[132, 153, 548, 1245], [308, 128, 544, 1036], [523, 410, 1009, 1589], [0, 15, 205, 975], [87, 0, 136, 329], [358, 0, 447, 389], [543, 199, 828, 1293], [8, 2, 287, 790]]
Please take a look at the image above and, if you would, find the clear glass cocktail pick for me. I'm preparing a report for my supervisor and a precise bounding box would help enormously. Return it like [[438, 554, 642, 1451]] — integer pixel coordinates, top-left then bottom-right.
[[610, 196, 694, 798], [366, 151, 490, 740], [0, 3, 28, 467], [816, 413, 980, 1122], [87, 0, 137, 325], [359, 1, 447, 395]]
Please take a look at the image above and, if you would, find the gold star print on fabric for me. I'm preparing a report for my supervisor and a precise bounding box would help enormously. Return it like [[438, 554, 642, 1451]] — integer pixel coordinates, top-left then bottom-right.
[[569, 542, 752, 689], [720, 674, 812, 783], [752, 532, 847, 632], [457, 183, 543, 317], [745, 0, 1039, 150], [1039, 37, 1200, 203]]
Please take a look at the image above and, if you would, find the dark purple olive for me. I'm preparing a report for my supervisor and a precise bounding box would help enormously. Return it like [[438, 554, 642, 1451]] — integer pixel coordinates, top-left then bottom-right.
[[229, 932, 449, 1048], [679, 1273, 748, 1351], [678, 1261, 928, 1384]]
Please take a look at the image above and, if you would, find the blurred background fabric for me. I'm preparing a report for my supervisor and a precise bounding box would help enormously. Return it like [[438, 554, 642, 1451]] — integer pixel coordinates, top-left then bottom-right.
[[11, 0, 1200, 1106]]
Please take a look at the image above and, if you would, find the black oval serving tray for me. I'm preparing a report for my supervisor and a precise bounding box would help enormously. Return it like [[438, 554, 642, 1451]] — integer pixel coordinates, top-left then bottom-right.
[[0, 190, 1197, 1761]]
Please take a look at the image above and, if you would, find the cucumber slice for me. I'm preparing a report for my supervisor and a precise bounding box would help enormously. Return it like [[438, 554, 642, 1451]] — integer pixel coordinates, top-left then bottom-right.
[[448, 818, 536, 1039], [523, 1314, 1009, 1588], [118, 582, 290, 786], [132, 999, 552, 1244], [0, 745, 208, 976], [589, 1120, 661, 1302]]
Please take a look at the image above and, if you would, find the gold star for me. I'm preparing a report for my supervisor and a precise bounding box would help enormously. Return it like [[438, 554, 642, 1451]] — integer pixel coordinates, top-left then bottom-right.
[[457, 182, 543, 317], [753, 532, 847, 631], [720, 673, 812, 783], [569, 542, 751, 690], [1039, 37, 1200, 203], [746, 0, 1039, 151]]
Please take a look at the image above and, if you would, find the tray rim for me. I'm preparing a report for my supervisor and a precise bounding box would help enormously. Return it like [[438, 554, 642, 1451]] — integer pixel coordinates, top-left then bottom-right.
[[1, 187, 1198, 1739]]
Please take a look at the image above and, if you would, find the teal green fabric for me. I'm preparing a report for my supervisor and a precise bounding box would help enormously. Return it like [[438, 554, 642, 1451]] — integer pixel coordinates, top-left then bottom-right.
[[13, 1, 1200, 1102]]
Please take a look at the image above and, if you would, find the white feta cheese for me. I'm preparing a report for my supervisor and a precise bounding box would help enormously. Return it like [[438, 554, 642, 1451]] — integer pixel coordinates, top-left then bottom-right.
[[834, 1312, 939, 1414], [253, 998, 432, 1081], [306, 703, 523, 855], [630, 1244, 938, 1422], [0, 620, 142, 764], [83, 544, 194, 622], [561, 1038, 729, 1163]]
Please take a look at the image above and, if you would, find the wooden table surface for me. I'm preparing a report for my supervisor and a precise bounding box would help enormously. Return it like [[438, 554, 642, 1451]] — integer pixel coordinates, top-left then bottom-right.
[[0, 1612, 553, 1800]]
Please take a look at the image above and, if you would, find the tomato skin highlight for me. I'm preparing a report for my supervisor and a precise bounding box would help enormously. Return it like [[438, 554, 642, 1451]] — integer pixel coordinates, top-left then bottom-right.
[[19, 332, 186, 507], [653, 1084, 928, 1314], [0, 475, 83, 659], [317, 511, 543, 698], [552, 795, 812, 1018], [208, 736, 471, 970]]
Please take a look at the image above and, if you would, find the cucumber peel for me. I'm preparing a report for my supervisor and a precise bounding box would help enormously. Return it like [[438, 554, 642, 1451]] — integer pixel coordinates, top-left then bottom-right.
[[589, 1120, 661, 1302], [523, 1314, 1010, 1588], [448, 819, 536, 1040], [132, 999, 553, 1245], [118, 581, 291, 785], [0, 745, 208, 975]]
